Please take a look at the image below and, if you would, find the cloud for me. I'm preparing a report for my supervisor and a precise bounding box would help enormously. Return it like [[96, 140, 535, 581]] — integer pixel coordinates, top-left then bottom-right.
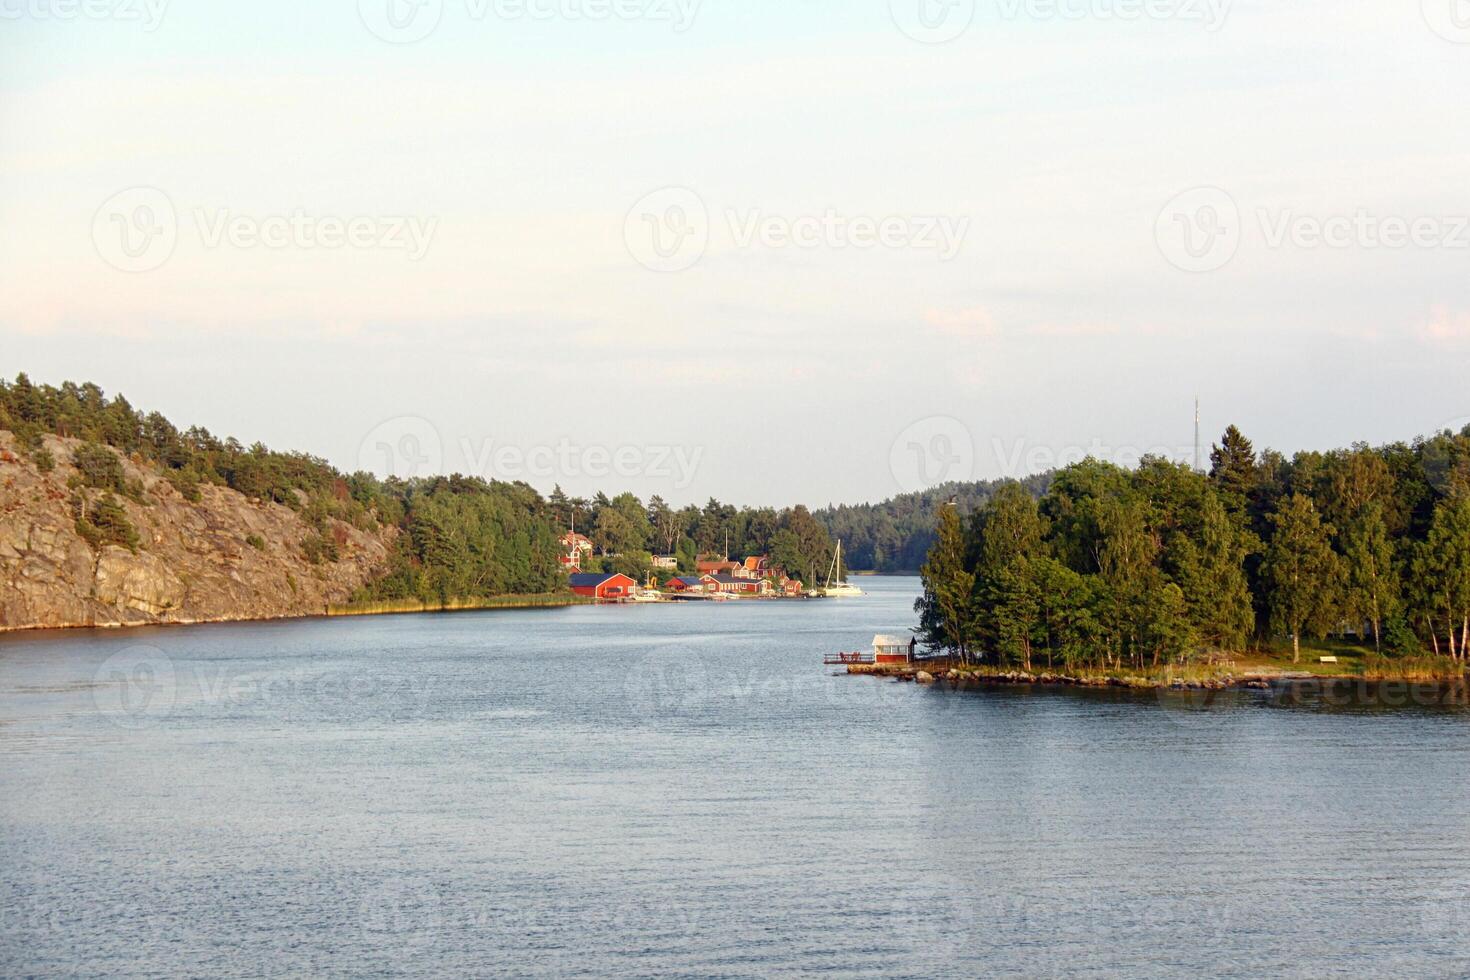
[[1026, 320, 1122, 338], [923, 306, 997, 338], [922, 307, 1126, 340]]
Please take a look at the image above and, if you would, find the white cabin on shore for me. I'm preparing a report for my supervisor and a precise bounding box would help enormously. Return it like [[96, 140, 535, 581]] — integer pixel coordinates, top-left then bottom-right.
[[873, 634, 914, 665]]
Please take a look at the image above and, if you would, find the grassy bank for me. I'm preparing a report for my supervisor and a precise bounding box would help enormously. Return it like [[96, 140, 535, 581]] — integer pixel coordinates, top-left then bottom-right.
[[326, 593, 590, 617]]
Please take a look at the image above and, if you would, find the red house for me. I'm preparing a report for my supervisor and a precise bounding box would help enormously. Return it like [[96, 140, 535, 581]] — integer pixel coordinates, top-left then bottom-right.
[[696, 558, 740, 576], [559, 531, 594, 572], [707, 573, 773, 596], [742, 556, 781, 579], [569, 572, 637, 600], [664, 576, 710, 593]]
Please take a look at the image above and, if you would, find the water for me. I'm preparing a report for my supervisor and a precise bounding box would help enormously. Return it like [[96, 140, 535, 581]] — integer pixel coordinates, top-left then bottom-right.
[[3, 576, 1469, 978]]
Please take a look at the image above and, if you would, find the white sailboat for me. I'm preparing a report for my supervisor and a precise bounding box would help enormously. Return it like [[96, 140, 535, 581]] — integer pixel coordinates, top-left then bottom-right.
[[821, 539, 864, 597]]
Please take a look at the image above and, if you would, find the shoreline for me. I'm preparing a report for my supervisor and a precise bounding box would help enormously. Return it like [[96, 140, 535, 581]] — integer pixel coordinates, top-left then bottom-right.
[[0, 588, 821, 636], [0, 592, 592, 636], [847, 663, 1470, 689], [324, 594, 591, 617]]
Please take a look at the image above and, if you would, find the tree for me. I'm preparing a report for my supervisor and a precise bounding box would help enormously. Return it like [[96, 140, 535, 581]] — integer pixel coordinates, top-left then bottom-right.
[[647, 495, 684, 555], [1418, 497, 1470, 659], [915, 504, 975, 663], [1320, 446, 1397, 535], [74, 492, 140, 552], [1341, 503, 1400, 652], [674, 536, 699, 575], [1209, 425, 1256, 516], [969, 482, 1047, 656], [1142, 582, 1196, 667], [72, 442, 127, 492], [1033, 557, 1098, 670], [595, 492, 652, 555], [776, 505, 831, 588], [548, 485, 572, 529], [971, 481, 1045, 575], [990, 556, 1043, 670], [1173, 492, 1256, 651], [592, 506, 635, 556], [1262, 494, 1342, 662]]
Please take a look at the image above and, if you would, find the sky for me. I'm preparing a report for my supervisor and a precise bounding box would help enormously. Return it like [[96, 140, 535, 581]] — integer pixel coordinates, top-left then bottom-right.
[[2, 0, 1469, 507]]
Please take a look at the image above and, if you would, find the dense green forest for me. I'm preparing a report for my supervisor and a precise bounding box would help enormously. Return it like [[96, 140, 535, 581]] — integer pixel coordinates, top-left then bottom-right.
[[0, 374, 838, 600], [915, 425, 1470, 670]]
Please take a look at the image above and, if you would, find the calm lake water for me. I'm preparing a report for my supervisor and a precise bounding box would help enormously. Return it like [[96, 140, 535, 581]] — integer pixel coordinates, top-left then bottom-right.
[[3, 576, 1470, 978]]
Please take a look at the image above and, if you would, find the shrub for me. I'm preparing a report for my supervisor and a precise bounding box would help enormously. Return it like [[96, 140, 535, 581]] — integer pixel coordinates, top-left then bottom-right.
[[245, 533, 266, 551], [1382, 616, 1424, 658], [74, 493, 140, 552], [165, 468, 202, 502], [72, 442, 126, 492], [33, 447, 54, 473], [302, 532, 339, 565]]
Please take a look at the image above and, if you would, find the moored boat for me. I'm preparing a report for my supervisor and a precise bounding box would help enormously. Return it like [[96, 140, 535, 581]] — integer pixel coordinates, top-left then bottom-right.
[[820, 539, 864, 597]]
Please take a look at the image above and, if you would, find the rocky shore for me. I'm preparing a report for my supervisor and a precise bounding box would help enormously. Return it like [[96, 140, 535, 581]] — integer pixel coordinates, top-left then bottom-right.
[[1, 432, 394, 632]]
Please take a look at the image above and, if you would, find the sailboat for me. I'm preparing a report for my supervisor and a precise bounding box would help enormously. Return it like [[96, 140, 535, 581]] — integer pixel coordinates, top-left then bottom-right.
[[821, 539, 864, 597]]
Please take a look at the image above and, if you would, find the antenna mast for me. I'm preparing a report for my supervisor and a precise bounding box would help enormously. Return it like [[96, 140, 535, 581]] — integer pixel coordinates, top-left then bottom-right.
[[1194, 398, 1201, 473]]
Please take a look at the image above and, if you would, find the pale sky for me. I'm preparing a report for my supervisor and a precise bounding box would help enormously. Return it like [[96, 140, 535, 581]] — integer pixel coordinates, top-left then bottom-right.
[[3, 0, 1468, 507]]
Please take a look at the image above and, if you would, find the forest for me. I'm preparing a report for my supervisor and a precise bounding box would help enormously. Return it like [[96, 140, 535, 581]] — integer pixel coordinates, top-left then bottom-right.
[[816, 475, 1050, 572], [914, 425, 1470, 671], [0, 374, 838, 602]]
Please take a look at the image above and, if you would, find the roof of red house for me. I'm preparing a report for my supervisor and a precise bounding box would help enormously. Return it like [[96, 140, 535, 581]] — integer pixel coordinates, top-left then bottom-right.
[[568, 572, 632, 588]]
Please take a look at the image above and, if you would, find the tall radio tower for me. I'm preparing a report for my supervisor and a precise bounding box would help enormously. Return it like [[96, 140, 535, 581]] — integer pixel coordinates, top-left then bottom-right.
[[1194, 398, 1202, 473]]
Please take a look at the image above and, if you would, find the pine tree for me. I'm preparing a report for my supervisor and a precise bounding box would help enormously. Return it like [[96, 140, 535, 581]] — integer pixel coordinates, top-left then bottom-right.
[[1209, 425, 1257, 516]]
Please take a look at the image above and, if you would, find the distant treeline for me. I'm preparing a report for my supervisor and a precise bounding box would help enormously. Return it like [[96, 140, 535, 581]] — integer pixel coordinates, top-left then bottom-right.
[[915, 426, 1470, 670], [0, 374, 836, 601], [816, 477, 1051, 572]]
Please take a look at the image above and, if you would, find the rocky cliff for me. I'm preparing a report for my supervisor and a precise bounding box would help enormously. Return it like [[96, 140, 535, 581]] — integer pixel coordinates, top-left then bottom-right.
[[0, 431, 394, 631]]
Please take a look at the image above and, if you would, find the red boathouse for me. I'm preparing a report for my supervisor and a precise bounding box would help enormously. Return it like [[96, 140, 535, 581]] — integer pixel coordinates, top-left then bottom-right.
[[568, 572, 637, 600]]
